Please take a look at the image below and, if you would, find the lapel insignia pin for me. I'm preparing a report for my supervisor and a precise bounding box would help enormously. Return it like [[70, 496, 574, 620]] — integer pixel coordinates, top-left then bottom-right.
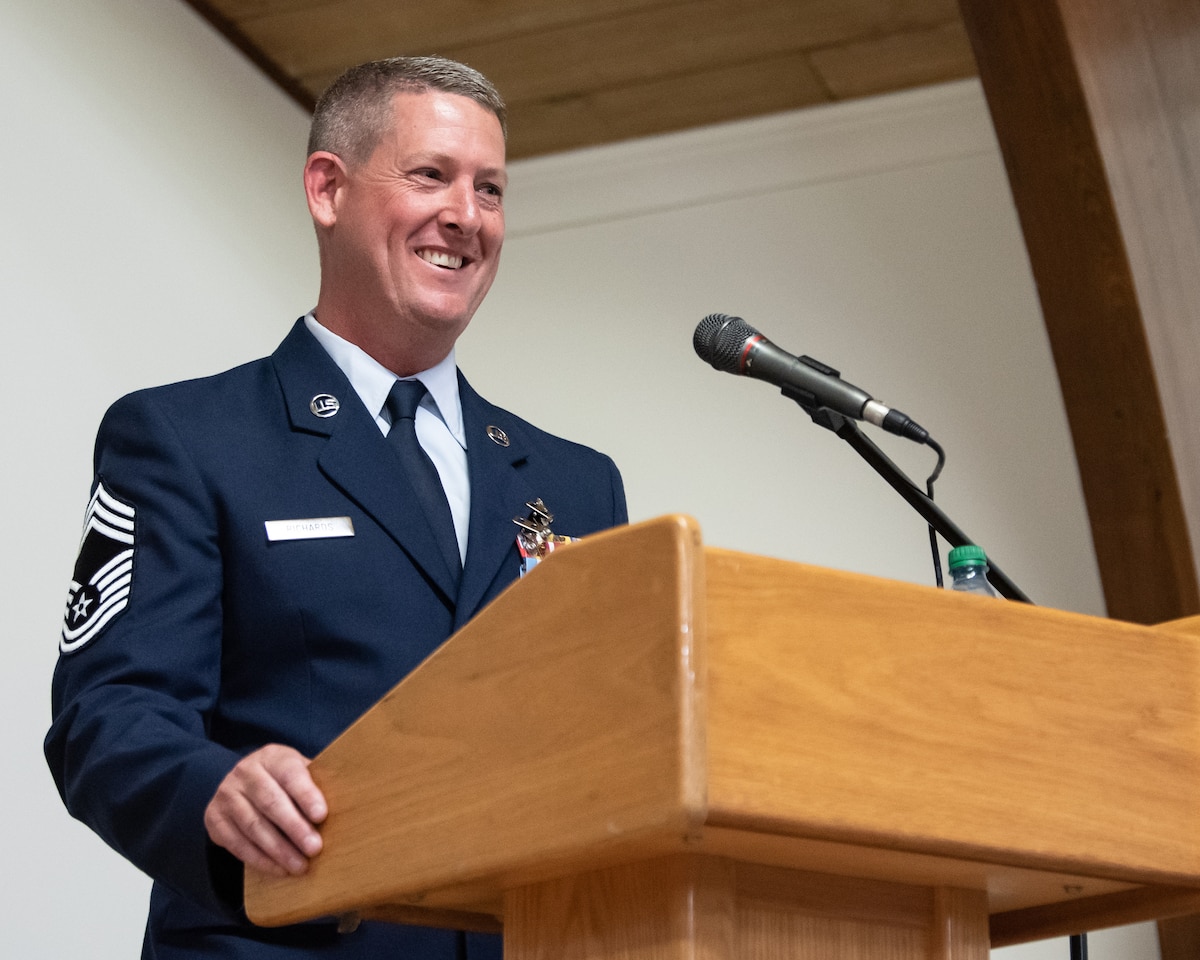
[[513, 498, 578, 577], [486, 425, 510, 447], [310, 394, 340, 418]]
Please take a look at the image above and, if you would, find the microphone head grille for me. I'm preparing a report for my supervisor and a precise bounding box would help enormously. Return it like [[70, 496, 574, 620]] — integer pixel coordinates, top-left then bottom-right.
[[693, 313, 757, 372]]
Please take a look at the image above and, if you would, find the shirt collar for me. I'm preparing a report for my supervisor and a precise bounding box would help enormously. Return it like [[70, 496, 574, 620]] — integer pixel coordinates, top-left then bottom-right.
[[304, 312, 466, 447]]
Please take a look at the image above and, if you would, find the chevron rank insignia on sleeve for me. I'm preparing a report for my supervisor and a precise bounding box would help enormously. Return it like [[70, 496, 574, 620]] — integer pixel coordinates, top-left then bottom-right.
[[61, 480, 136, 654]]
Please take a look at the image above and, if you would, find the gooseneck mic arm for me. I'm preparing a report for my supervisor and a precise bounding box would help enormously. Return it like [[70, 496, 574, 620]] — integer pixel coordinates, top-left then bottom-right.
[[803, 403, 1032, 604]]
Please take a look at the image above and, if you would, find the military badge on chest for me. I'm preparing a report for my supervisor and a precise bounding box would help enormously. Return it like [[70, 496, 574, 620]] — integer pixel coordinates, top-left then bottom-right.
[[513, 498, 578, 577], [61, 480, 136, 654]]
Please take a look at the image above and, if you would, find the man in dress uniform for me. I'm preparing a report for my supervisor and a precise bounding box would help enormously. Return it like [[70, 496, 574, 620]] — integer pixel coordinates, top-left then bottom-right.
[[45, 56, 627, 959]]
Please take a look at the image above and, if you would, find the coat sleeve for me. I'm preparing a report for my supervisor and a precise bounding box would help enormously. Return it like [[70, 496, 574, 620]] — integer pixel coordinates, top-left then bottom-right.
[[45, 388, 245, 916], [606, 454, 628, 527]]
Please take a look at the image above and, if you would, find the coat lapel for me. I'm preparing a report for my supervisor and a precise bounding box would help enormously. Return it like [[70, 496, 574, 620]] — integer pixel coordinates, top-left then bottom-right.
[[271, 320, 460, 603], [455, 375, 534, 625]]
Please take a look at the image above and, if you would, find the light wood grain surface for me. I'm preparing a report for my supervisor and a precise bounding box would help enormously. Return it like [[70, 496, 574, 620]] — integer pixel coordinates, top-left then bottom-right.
[[246, 515, 707, 926], [703, 547, 1200, 883], [506, 855, 989, 960], [245, 515, 1200, 949]]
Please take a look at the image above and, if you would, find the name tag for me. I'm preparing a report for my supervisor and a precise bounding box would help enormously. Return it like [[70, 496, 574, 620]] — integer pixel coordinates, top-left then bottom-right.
[[265, 516, 355, 541]]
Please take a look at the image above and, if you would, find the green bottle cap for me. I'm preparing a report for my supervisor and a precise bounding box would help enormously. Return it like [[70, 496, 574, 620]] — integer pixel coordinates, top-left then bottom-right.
[[948, 544, 988, 570]]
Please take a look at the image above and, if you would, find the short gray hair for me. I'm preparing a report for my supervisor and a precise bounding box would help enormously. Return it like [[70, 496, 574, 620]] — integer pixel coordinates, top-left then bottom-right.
[[308, 56, 507, 165]]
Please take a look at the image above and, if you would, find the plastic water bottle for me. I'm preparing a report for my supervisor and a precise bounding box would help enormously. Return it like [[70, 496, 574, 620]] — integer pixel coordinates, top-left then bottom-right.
[[947, 544, 1000, 597]]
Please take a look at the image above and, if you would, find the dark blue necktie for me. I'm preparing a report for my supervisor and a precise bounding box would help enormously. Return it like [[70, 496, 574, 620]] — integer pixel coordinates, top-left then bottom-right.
[[384, 379, 461, 589]]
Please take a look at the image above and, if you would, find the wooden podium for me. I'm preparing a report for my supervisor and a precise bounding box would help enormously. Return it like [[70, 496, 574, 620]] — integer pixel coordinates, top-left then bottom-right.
[[245, 515, 1200, 958]]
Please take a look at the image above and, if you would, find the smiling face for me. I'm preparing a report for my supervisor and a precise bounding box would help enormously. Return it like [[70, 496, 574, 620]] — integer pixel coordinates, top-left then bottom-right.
[[306, 90, 507, 375]]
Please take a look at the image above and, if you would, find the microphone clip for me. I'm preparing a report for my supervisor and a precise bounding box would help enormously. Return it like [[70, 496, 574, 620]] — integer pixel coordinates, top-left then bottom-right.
[[782, 383, 850, 435]]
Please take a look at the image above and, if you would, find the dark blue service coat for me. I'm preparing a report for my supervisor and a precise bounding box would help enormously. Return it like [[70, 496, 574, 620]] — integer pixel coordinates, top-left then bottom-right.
[[45, 319, 628, 958]]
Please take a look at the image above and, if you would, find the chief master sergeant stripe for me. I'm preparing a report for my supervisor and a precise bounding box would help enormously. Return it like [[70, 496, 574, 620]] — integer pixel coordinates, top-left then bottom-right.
[[61, 481, 136, 654]]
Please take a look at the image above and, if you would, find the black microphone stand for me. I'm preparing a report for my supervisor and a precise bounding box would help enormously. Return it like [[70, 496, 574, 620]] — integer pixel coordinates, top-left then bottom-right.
[[783, 388, 1032, 604]]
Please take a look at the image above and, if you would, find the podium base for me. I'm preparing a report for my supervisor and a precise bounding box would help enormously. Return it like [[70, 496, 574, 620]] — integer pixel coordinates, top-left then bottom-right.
[[505, 855, 988, 960]]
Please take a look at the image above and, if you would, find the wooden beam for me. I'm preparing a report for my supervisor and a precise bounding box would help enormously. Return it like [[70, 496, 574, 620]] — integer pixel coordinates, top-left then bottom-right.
[[957, 0, 1200, 626]]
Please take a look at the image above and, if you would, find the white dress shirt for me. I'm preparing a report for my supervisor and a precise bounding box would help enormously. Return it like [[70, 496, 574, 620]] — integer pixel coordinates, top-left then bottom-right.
[[304, 313, 470, 562]]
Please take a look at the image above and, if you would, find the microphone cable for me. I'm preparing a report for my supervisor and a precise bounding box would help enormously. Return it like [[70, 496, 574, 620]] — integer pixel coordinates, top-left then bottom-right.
[[925, 438, 947, 588]]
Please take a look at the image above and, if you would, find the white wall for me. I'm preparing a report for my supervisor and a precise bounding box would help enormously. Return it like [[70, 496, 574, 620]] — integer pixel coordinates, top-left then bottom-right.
[[1, 0, 1156, 957], [4, 0, 314, 955], [466, 86, 1106, 612]]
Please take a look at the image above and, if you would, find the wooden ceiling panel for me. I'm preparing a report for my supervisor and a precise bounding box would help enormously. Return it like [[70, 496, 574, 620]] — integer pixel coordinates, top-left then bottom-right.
[[809, 20, 977, 100], [297, 0, 866, 101], [506, 52, 830, 157], [221, 0, 677, 78], [209, 0, 329, 17], [187, 0, 978, 158]]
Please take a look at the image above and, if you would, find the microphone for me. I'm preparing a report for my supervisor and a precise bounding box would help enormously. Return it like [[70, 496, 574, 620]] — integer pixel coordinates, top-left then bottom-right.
[[693, 313, 930, 443]]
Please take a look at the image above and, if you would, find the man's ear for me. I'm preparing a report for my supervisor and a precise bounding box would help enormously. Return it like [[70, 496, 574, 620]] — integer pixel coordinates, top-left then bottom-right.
[[304, 152, 347, 228]]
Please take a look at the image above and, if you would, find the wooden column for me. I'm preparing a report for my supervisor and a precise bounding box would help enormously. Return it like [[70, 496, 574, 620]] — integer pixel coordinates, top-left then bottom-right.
[[956, 0, 1200, 626], [957, 1, 1200, 953], [504, 856, 989, 960]]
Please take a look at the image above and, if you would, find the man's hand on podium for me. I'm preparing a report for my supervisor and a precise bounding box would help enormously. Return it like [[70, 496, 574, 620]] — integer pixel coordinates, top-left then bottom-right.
[[204, 743, 327, 877]]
